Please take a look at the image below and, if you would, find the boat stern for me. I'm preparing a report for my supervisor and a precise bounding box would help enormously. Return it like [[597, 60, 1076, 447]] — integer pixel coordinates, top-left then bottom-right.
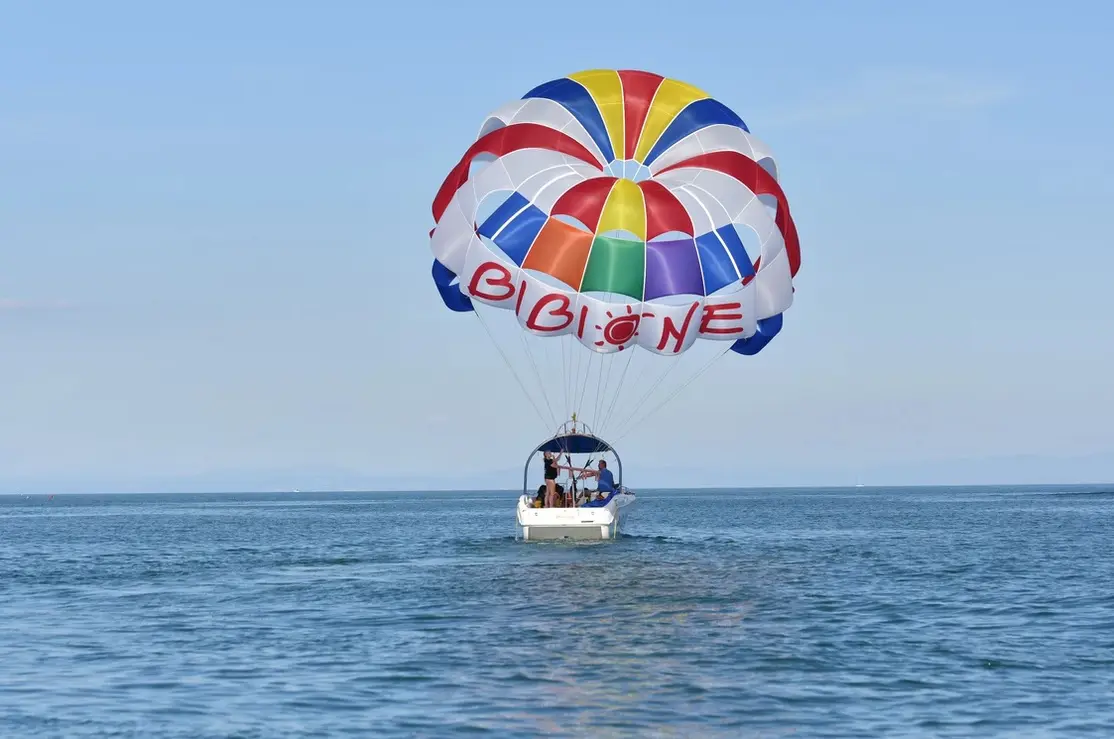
[[516, 495, 621, 541]]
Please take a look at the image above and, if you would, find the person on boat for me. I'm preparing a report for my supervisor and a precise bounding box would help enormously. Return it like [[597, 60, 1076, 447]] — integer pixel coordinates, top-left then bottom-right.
[[568, 460, 616, 495], [534, 481, 565, 508], [542, 451, 560, 507]]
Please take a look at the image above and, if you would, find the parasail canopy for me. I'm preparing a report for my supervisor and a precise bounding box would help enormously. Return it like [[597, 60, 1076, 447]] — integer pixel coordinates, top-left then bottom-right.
[[427, 69, 802, 439]]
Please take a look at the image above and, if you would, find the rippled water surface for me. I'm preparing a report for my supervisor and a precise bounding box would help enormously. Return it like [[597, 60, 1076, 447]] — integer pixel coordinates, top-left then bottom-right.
[[2, 486, 1113, 737]]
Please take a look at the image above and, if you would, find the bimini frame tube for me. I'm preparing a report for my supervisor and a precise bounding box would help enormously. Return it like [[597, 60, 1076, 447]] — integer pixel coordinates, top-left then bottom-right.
[[521, 431, 623, 497]]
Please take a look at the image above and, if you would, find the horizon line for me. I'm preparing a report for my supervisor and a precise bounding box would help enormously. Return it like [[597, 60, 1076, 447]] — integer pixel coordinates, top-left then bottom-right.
[[6, 481, 1113, 497]]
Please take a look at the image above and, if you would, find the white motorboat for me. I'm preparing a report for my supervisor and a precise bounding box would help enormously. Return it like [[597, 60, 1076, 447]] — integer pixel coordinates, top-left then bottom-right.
[[515, 421, 636, 541]]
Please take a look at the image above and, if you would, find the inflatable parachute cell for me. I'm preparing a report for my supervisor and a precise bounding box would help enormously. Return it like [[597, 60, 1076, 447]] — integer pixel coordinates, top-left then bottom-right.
[[429, 69, 800, 358]]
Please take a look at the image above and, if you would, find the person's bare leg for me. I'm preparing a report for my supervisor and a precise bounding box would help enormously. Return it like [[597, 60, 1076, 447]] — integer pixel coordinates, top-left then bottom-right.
[[545, 479, 556, 507]]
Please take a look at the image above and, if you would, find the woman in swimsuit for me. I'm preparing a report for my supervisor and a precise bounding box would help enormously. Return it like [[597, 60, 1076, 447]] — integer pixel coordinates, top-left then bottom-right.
[[542, 451, 559, 507]]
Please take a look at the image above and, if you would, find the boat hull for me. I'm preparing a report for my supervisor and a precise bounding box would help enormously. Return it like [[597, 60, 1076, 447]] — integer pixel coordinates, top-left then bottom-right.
[[515, 491, 635, 541]]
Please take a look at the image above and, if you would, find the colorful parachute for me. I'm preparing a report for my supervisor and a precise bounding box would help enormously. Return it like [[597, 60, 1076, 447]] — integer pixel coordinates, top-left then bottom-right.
[[427, 69, 801, 435]]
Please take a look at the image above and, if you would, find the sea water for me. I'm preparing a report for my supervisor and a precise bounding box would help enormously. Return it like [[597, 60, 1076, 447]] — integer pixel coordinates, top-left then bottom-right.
[[1, 486, 1112, 737]]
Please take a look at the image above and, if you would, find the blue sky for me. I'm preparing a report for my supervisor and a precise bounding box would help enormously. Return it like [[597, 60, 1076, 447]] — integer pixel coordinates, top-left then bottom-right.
[[2, 0, 1112, 492]]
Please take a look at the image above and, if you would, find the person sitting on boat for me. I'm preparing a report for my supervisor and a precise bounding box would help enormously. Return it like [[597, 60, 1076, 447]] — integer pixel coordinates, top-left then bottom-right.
[[568, 460, 616, 495]]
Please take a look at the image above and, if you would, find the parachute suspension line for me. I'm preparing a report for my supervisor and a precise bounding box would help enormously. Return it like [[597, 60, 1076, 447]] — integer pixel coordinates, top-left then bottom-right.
[[574, 348, 597, 424], [578, 341, 593, 421], [517, 329, 558, 429], [570, 346, 584, 422], [552, 334, 568, 422], [544, 343, 565, 426], [563, 334, 577, 423], [560, 333, 571, 421], [516, 329, 552, 428], [591, 353, 610, 432], [591, 352, 613, 431], [609, 351, 689, 439], [610, 354, 693, 442], [568, 333, 584, 423], [540, 331, 562, 421], [615, 344, 733, 443], [471, 311, 550, 430], [600, 347, 654, 437], [592, 351, 618, 436], [602, 352, 624, 421], [597, 346, 636, 439]]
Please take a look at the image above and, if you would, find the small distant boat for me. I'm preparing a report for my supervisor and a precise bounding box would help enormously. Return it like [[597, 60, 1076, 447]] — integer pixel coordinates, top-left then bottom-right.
[[516, 420, 636, 542]]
